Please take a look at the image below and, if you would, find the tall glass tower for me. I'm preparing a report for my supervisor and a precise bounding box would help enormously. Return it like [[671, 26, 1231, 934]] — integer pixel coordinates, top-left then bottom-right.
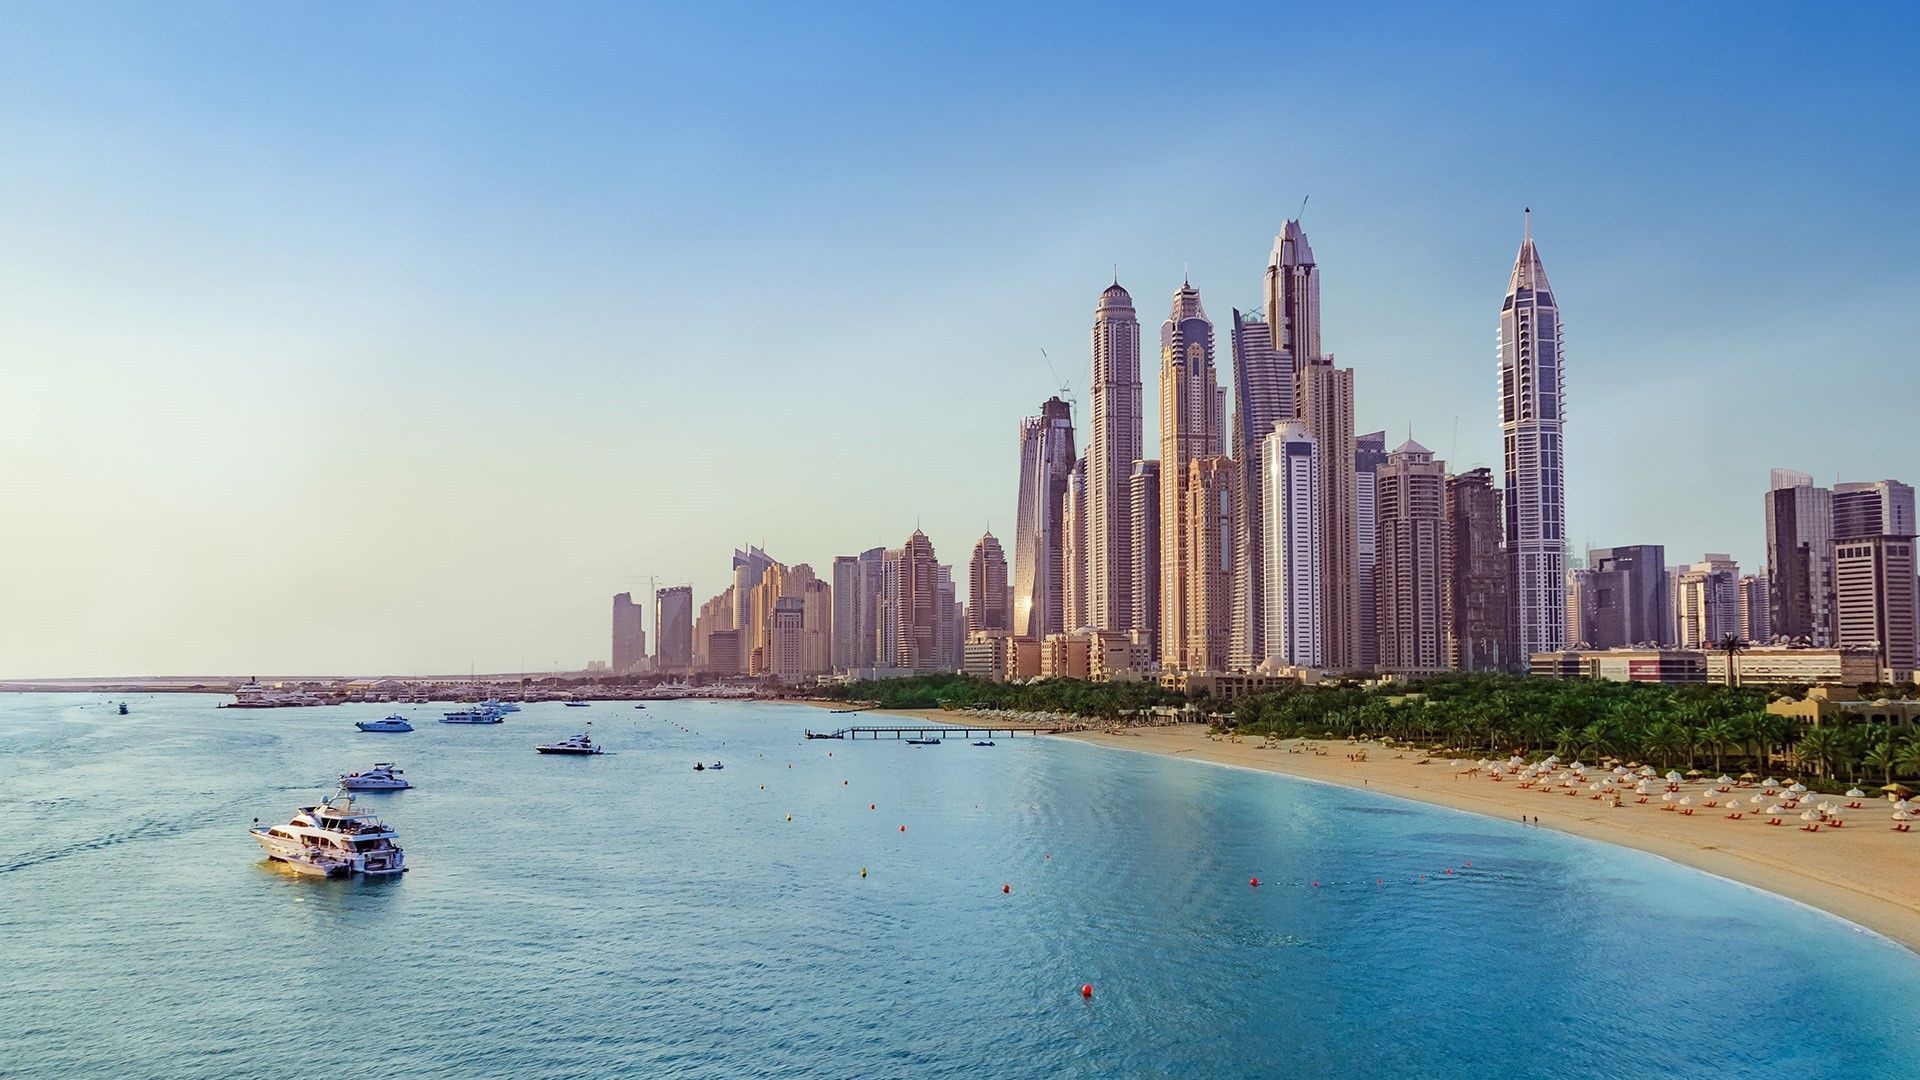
[[1499, 211, 1568, 657]]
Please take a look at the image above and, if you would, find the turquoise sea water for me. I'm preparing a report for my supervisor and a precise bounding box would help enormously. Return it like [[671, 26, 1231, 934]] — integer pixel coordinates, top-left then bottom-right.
[[3, 693, 1917, 1078]]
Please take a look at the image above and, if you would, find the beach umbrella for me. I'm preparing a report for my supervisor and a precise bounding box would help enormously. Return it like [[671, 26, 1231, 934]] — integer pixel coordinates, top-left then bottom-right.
[[1510, 756, 1525, 767], [1546, 755, 1561, 764], [1685, 769, 1704, 779], [1846, 788, 1866, 799], [1718, 776, 1734, 785], [1894, 810, 1914, 822], [1571, 760, 1586, 771], [1740, 772, 1758, 781], [1800, 810, 1821, 823], [1895, 799, 1913, 812], [1636, 780, 1654, 794], [1725, 798, 1743, 810], [1765, 777, 1781, 787], [1789, 782, 1808, 794], [1882, 784, 1913, 795], [1667, 771, 1684, 783], [1661, 791, 1678, 803], [1679, 796, 1695, 807]]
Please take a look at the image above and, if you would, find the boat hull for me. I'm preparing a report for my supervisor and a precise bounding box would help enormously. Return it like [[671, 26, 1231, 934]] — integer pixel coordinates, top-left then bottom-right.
[[535, 747, 601, 755]]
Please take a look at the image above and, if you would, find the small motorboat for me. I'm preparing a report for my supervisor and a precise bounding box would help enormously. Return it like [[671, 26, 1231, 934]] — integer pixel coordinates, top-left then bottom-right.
[[633, 704, 647, 710], [117, 703, 129, 715], [708, 761, 724, 770], [972, 740, 995, 747], [905, 737, 942, 746], [829, 709, 859, 715], [803, 729, 845, 740], [357, 716, 414, 733], [339, 763, 412, 791], [536, 731, 603, 755], [562, 700, 590, 708], [694, 762, 706, 771]]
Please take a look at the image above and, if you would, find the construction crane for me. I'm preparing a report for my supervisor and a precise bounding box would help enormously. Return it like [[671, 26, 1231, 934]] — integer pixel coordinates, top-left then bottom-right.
[[1040, 347, 1077, 422]]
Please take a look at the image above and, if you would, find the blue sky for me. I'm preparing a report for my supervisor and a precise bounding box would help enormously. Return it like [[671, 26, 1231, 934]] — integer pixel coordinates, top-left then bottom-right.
[[1, 3, 1916, 675]]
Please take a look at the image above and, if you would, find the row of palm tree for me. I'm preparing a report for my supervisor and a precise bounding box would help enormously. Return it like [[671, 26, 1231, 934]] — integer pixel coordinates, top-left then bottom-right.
[[1229, 673, 1920, 784]]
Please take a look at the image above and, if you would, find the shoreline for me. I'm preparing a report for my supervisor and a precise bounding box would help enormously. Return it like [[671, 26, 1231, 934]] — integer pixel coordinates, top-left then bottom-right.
[[1059, 724, 1920, 955], [801, 703, 1920, 955]]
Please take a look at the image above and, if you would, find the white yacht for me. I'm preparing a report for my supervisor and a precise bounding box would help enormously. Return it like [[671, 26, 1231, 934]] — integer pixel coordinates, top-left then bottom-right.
[[535, 731, 603, 755], [339, 763, 412, 791], [442, 705, 504, 724], [250, 795, 406, 876], [481, 698, 521, 714]]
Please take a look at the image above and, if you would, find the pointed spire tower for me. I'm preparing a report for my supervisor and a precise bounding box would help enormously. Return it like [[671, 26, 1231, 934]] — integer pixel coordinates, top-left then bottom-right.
[[1499, 208, 1567, 659]]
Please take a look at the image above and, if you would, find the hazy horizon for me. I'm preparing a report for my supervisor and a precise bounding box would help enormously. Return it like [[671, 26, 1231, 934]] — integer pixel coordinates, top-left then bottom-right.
[[4, 3, 1917, 677]]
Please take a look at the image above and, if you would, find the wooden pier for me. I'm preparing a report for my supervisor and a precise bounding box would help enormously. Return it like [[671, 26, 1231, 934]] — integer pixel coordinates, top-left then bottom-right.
[[806, 722, 1070, 741]]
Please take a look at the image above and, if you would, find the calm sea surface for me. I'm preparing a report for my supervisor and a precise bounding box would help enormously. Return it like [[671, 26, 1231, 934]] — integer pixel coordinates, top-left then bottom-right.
[[2, 693, 1916, 1078]]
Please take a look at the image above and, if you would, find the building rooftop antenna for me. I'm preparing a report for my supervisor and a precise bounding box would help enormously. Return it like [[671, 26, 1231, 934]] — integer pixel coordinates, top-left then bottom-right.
[[1296, 194, 1309, 221]]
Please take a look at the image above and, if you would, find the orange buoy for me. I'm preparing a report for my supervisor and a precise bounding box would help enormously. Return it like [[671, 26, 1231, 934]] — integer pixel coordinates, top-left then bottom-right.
[[1002, 883, 1011, 894], [1249, 877, 1260, 887], [1080, 984, 1093, 998]]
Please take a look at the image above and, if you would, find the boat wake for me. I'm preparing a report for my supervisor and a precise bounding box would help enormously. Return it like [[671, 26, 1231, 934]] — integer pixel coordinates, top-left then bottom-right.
[[0, 817, 181, 875]]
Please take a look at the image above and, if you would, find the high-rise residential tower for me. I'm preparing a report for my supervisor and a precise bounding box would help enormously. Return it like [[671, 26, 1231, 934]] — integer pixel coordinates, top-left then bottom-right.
[[831, 547, 886, 673], [1063, 458, 1088, 632], [1186, 455, 1237, 672], [654, 585, 694, 672], [1129, 460, 1161, 657], [612, 592, 647, 673], [1354, 430, 1388, 670], [1500, 212, 1568, 656], [1833, 480, 1917, 540], [896, 530, 942, 671], [1087, 281, 1142, 636], [1832, 477, 1917, 680], [1375, 439, 1448, 673], [1261, 421, 1321, 668], [1738, 573, 1772, 644], [1269, 221, 1359, 669], [1158, 280, 1223, 671], [1229, 307, 1292, 670], [1012, 397, 1076, 640], [1765, 469, 1834, 645], [1443, 467, 1515, 671], [968, 533, 1011, 633]]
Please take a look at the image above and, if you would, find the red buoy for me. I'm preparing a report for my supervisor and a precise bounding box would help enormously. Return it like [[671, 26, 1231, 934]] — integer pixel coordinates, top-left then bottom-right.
[[899, 825, 906, 832], [1249, 877, 1260, 887], [869, 803, 876, 810], [1002, 884, 1011, 894], [843, 780, 848, 785], [1080, 984, 1093, 999], [1312, 881, 1320, 888]]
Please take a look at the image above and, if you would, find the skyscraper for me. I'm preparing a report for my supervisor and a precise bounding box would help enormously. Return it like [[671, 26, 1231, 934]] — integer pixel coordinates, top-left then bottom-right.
[[654, 585, 694, 672], [1087, 281, 1142, 636], [1186, 455, 1237, 672], [612, 592, 647, 673], [1834, 535, 1918, 682], [897, 529, 942, 671], [1375, 439, 1448, 673], [1500, 212, 1568, 656], [1261, 420, 1321, 667], [1269, 221, 1360, 670], [694, 588, 733, 671], [831, 547, 886, 673], [967, 533, 1011, 633], [1738, 573, 1772, 644], [1354, 430, 1388, 670], [1229, 306, 1292, 671], [1063, 457, 1088, 632], [1443, 467, 1515, 671], [1585, 545, 1669, 648], [1834, 480, 1917, 540], [934, 563, 959, 673], [1674, 555, 1740, 649], [1013, 397, 1076, 640], [1765, 469, 1834, 645], [1158, 280, 1223, 671], [1129, 459, 1161, 658]]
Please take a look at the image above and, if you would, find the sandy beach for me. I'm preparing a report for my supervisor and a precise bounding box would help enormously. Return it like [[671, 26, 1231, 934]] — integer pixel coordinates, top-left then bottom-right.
[[1047, 724, 1920, 954]]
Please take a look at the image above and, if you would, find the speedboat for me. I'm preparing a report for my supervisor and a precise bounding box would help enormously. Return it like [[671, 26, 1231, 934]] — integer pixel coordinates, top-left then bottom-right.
[[633, 704, 647, 710], [442, 706, 504, 724], [972, 740, 995, 747], [536, 731, 603, 755], [562, 699, 590, 708], [340, 763, 412, 791], [117, 703, 129, 715], [250, 795, 406, 876], [905, 737, 942, 746], [481, 698, 521, 713], [804, 729, 844, 739], [357, 716, 413, 733], [709, 761, 723, 770]]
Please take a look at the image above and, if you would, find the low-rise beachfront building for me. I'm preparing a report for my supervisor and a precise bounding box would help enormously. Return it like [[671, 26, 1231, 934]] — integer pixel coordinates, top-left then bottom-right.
[[1040, 633, 1092, 680], [1706, 645, 1882, 688], [1529, 648, 1707, 684], [1005, 636, 1043, 682], [1768, 686, 1920, 729], [1090, 630, 1151, 682], [1160, 670, 1301, 703]]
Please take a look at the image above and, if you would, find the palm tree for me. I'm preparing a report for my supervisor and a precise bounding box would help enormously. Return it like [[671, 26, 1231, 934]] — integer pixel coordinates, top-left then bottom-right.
[[1896, 736, 1920, 781], [1795, 726, 1838, 781], [1864, 739, 1897, 787], [1718, 633, 1747, 688], [1700, 718, 1738, 776]]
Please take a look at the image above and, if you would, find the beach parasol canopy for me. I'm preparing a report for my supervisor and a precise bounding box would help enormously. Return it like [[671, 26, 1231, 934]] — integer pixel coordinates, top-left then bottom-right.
[[1667, 771, 1684, 783], [1769, 804, 1788, 815], [1895, 799, 1913, 812], [1894, 810, 1915, 822], [1718, 776, 1734, 785], [1765, 777, 1781, 787], [1789, 782, 1808, 794], [1800, 810, 1821, 822], [1661, 791, 1678, 803], [1679, 796, 1695, 807], [1725, 798, 1743, 810], [1636, 780, 1654, 794], [1882, 784, 1913, 795], [1847, 788, 1866, 798], [1740, 772, 1758, 781], [1685, 769, 1704, 778]]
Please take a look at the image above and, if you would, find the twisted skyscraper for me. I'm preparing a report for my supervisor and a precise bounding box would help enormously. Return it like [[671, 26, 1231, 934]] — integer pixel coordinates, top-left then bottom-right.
[[1499, 211, 1568, 657]]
